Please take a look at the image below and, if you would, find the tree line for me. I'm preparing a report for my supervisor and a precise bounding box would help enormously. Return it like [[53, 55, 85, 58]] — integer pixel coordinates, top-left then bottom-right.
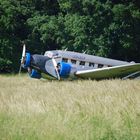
[[0, 0, 140, 73]]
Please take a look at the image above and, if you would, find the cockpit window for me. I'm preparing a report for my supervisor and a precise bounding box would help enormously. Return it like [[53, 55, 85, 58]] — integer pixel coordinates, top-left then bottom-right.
[[62, 58, 68, 62], [45, 51, 53, 58]]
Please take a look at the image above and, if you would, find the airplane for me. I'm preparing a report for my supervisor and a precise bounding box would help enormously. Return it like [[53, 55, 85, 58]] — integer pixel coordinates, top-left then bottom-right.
[[19, 44, 140, 80]]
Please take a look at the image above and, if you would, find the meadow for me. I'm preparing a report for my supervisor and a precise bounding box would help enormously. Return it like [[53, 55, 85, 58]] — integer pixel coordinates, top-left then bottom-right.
[[0, 74, 140, 140]]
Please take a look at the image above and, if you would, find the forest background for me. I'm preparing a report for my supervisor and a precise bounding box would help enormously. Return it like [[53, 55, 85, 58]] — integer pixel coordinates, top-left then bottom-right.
[[0, 0, 140, 73]]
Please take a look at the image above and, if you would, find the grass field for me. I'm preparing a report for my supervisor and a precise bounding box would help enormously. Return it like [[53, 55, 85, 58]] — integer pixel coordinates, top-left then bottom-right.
[[0, 75, 140, 140]]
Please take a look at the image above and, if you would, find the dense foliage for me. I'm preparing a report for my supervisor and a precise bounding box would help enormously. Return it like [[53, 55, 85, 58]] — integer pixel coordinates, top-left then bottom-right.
[[0, 0, 140, 72]]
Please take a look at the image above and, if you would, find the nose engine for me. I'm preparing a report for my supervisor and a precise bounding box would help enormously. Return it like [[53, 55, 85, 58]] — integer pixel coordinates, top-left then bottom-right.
[[22, 53, 31, 68], [22, 53, 41, 79]]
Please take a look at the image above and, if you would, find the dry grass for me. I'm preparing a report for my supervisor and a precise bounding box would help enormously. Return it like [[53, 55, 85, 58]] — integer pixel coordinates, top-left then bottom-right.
[[0, 74, 140, 140]]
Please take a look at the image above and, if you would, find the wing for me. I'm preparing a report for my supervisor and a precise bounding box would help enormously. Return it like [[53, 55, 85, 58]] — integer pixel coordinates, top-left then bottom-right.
[[75, 63, 140, 79]]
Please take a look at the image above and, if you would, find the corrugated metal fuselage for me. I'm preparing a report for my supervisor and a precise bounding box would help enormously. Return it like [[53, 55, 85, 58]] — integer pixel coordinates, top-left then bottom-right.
[[44, 50, 129, 71]]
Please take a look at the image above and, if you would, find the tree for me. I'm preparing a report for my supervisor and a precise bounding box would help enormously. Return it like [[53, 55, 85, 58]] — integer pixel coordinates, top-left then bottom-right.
[[0, 0, 33, 72], [0, 0, 140, 72]]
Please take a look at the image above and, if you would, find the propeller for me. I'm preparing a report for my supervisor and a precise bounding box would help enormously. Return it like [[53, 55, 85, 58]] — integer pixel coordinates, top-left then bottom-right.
[[19, 44, 26, 75], [45, 51, 61, 80], [52, 58, 60, 80], [45, 56, 60, 80]]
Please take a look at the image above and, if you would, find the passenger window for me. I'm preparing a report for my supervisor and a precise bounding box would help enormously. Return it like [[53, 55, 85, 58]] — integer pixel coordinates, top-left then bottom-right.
[[108, 65, 112, 67], [62, 58, 68, 62], [98, 64, 104, 68], [89, 63, 94, 67], [79, 61, 85, 66], [71, 59, 76, 64]]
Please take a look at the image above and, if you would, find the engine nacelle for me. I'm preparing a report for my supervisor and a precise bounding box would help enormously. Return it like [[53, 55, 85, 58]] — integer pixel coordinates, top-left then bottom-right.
[[29, 69, 41, 79], [23, 53, 31, 68], [58, 62, 71, 78]]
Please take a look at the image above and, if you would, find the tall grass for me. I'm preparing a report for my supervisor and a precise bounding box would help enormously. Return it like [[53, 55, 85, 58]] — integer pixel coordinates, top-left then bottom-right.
[[0, 75, 140, 140]]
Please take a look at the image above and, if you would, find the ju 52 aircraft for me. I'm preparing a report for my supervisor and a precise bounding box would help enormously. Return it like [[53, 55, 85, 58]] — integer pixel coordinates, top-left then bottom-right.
[[19, 44, 140, 80]]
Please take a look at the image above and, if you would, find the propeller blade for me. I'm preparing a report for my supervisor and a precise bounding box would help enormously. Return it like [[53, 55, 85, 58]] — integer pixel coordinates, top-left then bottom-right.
[[18, 64, 22, 75], [52, 58, 60, 80], [22, 44, 26, 58], [19, 44, 26, 75], [21, 44, 26, 64]]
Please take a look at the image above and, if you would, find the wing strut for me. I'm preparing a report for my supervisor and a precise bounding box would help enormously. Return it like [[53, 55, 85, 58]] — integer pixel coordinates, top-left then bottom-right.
[[122, 71, 140, 80]]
